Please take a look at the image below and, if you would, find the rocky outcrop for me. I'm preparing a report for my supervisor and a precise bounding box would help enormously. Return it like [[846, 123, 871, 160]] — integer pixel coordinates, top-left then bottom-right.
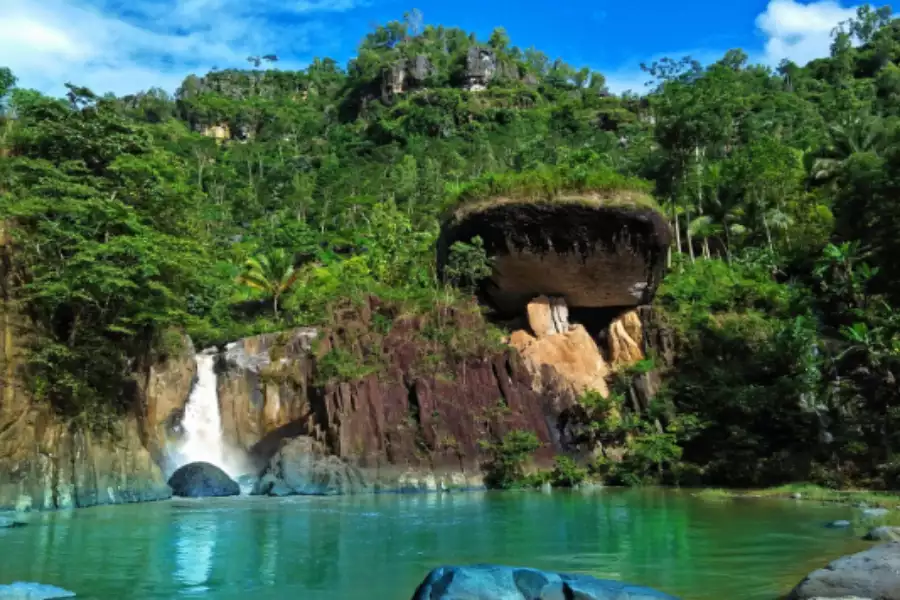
[[608, 310, 644, 368], [788, 542, 900, 599], [509, 320, 610, 398], [0, 230, 182, 511], [140, 336, 197, 475], [167, 462, 240, 498], [438, 198, 671, 316], [411, 565, 680, 600], [461, 48, 517, 91], [381, 55, 435, 101], [213, 299, 573, 491], [254, 436, 368, 496]]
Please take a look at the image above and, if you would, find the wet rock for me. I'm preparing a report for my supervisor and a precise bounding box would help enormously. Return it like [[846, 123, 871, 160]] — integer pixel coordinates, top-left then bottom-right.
[[0, 582, 76, 599], [825, 520, 852, 529], [861, 507, 889, 519], [864, 526, 900, 542], [255, 437, 368, 496], [411, 565, 680, 600], [167, 462, 240, 498], [788, 542, 900, 599], [0, 513, 26, 528]]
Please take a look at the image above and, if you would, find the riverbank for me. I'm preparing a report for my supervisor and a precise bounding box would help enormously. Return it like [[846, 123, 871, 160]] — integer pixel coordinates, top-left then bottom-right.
[[693, 484, 900, 511]]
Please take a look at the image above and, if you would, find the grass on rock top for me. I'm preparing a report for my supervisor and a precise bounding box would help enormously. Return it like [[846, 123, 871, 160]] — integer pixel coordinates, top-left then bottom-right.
[[444, 165, 660, 223]]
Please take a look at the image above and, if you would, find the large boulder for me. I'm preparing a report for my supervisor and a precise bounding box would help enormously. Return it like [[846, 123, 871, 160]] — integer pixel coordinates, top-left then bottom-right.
[[167, 462, 240, 498], [411, 565, 679, 600], [788, 542, 900, 599], [437, 197, 671, 317], [254, 437, 368, 496]]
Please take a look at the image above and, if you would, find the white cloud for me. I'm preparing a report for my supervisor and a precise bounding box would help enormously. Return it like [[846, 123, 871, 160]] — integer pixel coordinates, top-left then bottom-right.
[[756, 0, 858, 65], [0, 0, 360, 97], [603, 0, 864, 96]]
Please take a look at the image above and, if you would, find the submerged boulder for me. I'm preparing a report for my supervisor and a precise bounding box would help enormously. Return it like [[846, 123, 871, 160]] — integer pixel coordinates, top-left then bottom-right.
[[437, 195, 671, 317], [254, 436, 368, 496], [167, 462, 240, 498], [788, 542, 900, 599], [411, 565, 679, 600], [0, 582, 76, 599], [0, 512, 26, 528]]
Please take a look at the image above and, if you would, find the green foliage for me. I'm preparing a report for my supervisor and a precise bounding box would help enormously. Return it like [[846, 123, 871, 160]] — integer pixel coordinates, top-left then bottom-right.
[[479, 429, 542, 489], [444, 236, 492, 292], [8, 7, 900, 490], [549, 455, 588, 488]]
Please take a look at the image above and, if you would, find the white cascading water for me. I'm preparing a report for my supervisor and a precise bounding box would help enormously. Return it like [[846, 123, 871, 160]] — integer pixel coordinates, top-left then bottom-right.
[[176, 353, 232, 477]]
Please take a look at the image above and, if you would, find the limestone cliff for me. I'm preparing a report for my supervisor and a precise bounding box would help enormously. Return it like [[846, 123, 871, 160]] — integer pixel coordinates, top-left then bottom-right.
[[0, 229, 197, 511], [213, 299, 574, 491]]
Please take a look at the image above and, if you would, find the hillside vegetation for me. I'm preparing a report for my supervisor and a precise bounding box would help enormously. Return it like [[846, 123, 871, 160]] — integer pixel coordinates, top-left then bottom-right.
[[3, 6, 900, 488]]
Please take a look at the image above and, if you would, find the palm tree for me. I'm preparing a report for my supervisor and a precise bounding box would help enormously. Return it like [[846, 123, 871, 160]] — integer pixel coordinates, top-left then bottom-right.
[[235, 249, 301, 319]]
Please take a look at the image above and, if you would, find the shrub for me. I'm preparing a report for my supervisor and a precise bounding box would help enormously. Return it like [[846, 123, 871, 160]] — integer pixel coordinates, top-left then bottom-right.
[[480, 429, 542, 489], [550, 455, 588, 487]]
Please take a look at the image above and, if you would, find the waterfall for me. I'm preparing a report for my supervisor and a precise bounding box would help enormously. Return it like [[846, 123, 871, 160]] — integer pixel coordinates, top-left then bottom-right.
[[174, 352, 232, 477]]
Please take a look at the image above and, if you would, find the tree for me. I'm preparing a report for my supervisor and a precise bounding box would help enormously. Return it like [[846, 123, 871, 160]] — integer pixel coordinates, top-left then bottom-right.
[[235, 249, 301, 318]]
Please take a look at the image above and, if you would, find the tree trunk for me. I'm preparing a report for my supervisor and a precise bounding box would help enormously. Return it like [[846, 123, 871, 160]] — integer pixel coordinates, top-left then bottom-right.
[[273, 295, 280, 319], [685, 206, 696, 264]]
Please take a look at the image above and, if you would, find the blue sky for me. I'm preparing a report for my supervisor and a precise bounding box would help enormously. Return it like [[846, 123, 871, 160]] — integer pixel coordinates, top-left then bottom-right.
[[0, 0, 872, 97]]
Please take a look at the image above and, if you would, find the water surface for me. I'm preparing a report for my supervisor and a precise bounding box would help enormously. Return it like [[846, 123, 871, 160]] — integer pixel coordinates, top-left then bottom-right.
[[0, 489, 869, 599]]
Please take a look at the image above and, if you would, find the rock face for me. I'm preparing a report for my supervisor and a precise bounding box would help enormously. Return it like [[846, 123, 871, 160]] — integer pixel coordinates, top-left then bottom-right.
[[509, 322, 610, 398], [381, 55, 435, 100], [437, 199, 671, 316], [788, 542, 900, 599], [215, 301, 573, 491], [0, 232, 182, 511], [464, 47, 498, 91], [167, 462, 240, 498], [254, 437, 368, 496], [411, 565, 680, 600]]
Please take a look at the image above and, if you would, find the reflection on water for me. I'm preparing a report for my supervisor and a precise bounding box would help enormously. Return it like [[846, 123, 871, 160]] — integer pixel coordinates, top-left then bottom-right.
[[174, 513, 217, 593], [0, 490, 871, 600]]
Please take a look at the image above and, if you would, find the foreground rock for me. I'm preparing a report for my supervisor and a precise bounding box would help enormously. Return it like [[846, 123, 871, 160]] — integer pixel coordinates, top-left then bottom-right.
[[167, 462, 240, 498], [0, 582, 76, 599], [411, 565, 679, 600], [788, 542, 900, 599], [254, 437, 368, 496]]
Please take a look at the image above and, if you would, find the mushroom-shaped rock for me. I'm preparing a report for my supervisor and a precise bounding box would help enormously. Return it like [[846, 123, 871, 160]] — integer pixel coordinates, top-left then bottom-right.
[[438, 191, 672, 317]]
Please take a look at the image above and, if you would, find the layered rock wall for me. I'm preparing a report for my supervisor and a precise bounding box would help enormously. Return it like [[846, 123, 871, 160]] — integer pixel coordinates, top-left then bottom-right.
[[216, 315, 574, 491], [0, 230, 188, 511]]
